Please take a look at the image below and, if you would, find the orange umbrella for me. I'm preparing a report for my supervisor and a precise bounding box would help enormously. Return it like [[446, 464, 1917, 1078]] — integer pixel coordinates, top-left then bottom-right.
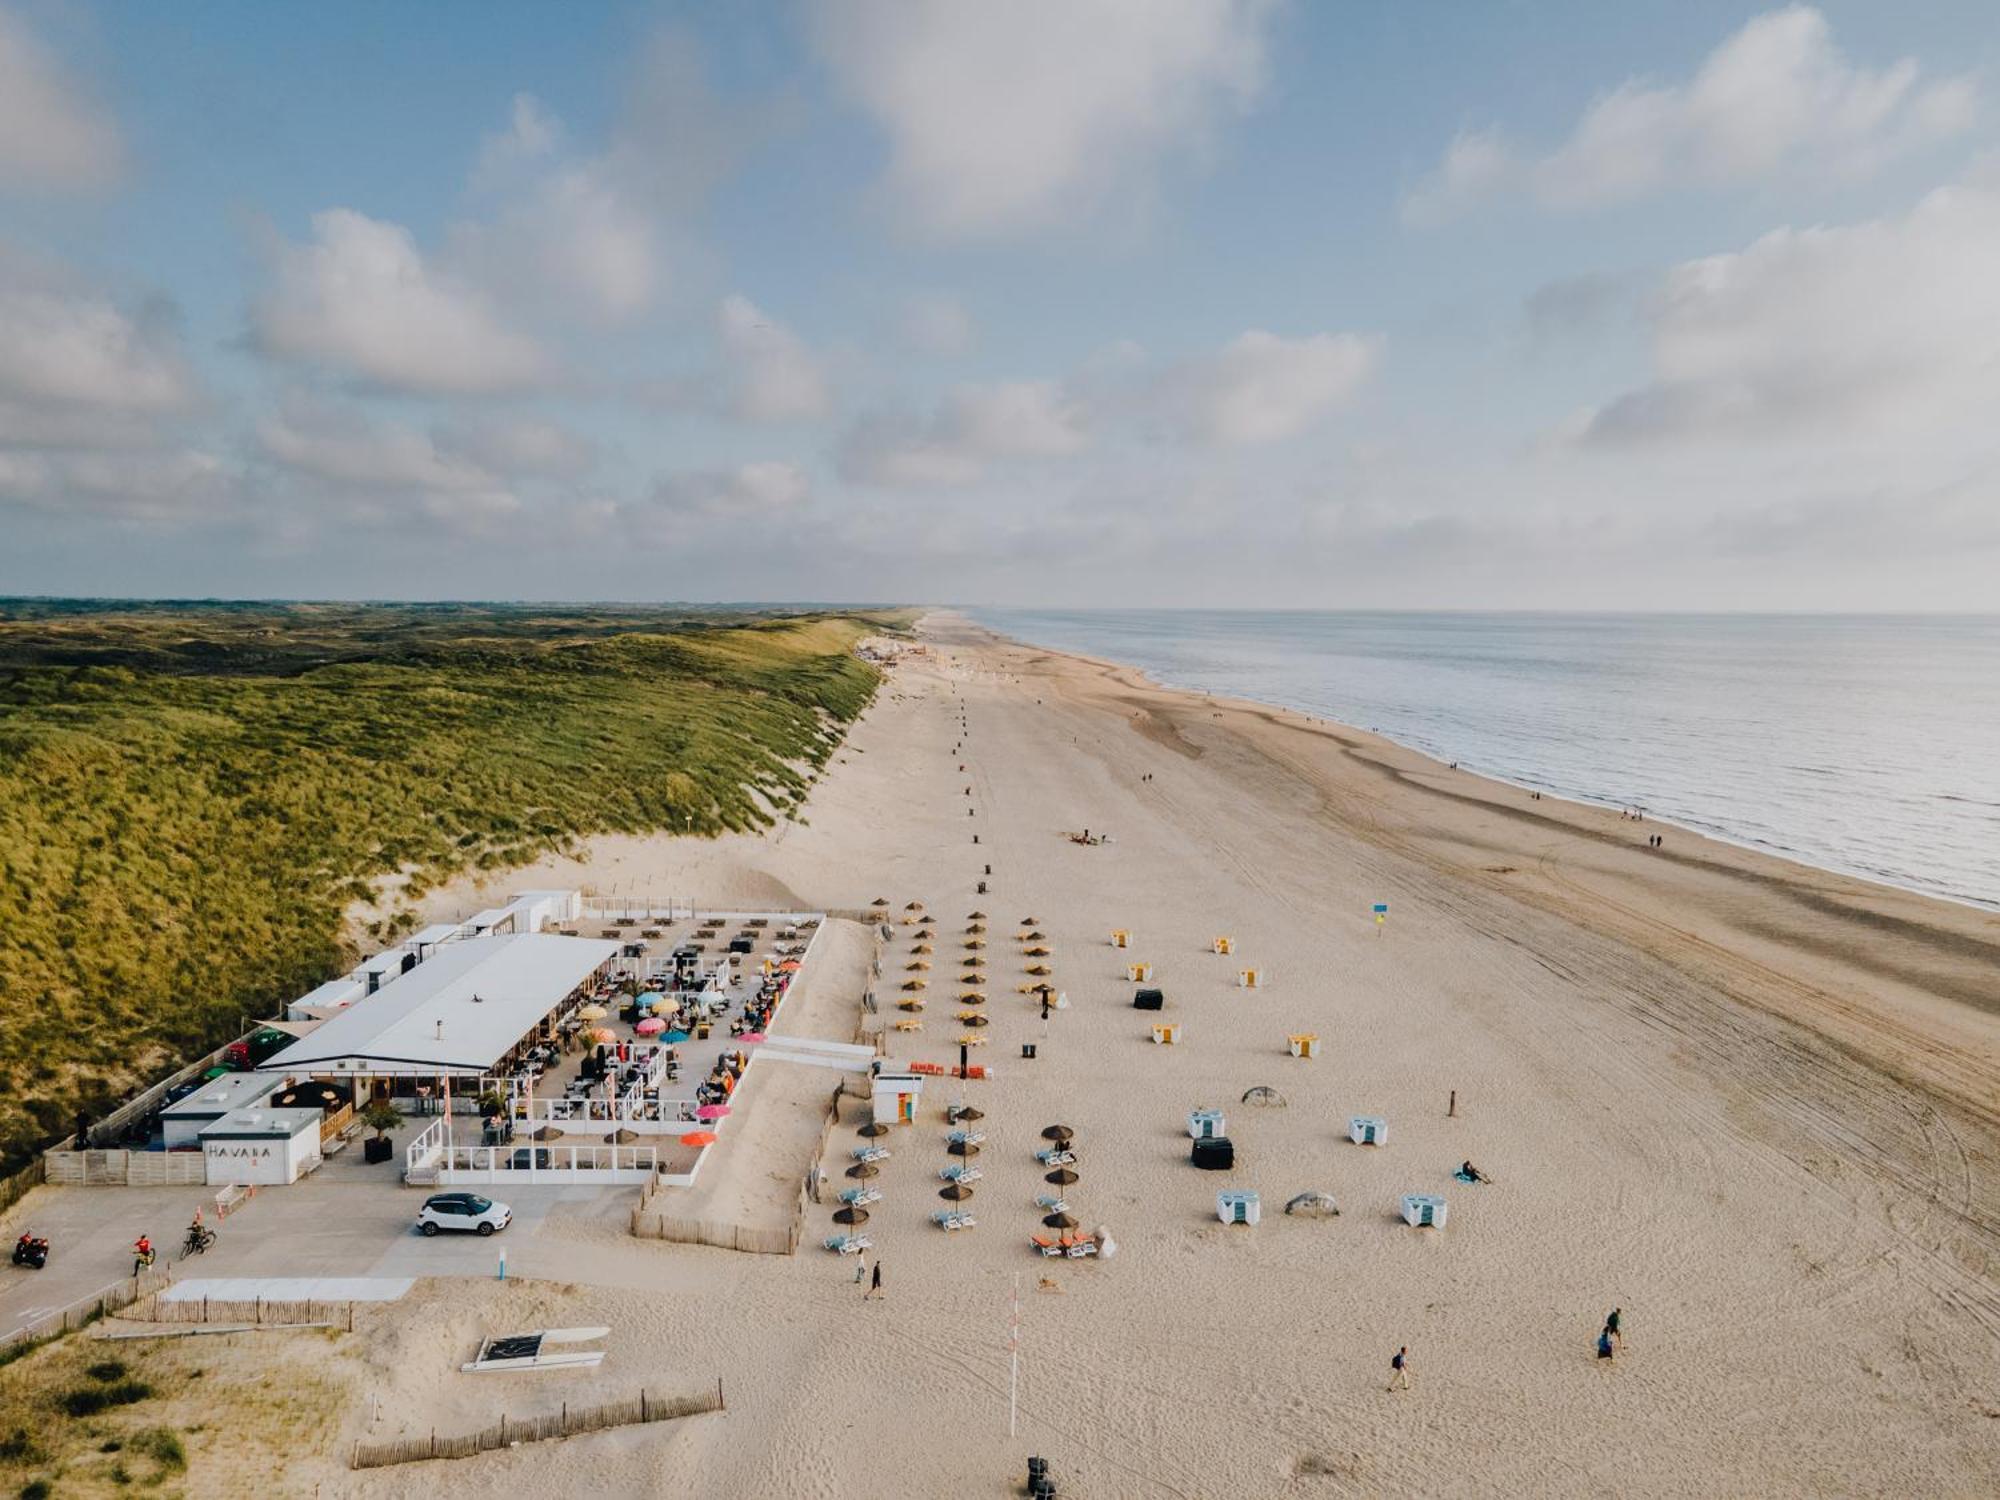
[[680, 1130, 718, 1147]]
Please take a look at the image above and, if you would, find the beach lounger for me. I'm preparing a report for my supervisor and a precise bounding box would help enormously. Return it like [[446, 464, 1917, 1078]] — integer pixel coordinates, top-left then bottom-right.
[[1063, 1235, 1100, 1259], [946, 1129, 986, 1146], [838, 1186, 882, 1206], [939, 1163, 983, 1183], [893, 1018, 924, 1031], [1031, 1234, 1065, 1257], [851, 1145, 890, 1162], [1035, 1194, 1070, 1213], [1035, 1147, 1076, 1166], [824, 1234, 873, 1255], [930, 1210, 978, 1231]]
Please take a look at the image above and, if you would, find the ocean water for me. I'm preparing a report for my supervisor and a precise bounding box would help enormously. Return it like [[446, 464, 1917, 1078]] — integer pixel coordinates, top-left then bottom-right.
[[968, 610, 2000, 911]]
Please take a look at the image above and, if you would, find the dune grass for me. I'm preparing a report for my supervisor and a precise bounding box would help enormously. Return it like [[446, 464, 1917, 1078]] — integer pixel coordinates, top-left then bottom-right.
[[0, 603, 899, 1166]]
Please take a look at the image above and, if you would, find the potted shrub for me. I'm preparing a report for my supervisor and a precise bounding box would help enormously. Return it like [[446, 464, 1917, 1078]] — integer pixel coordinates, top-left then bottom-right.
[[361, 1099, 404, 1163]]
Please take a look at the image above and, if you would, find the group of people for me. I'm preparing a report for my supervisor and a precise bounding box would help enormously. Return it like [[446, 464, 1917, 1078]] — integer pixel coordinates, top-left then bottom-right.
[[1387, 1308, 1625, 1392]]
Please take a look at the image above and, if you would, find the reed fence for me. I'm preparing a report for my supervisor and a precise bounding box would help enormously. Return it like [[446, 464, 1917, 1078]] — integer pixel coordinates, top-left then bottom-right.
[[350, 1384, 723, 1469], [142, 1295, 358, 1329], [0, 1267, 175, 1355]]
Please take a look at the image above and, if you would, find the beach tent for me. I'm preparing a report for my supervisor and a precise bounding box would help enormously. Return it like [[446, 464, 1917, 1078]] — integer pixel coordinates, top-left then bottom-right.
[[1350, 1116, 1387, 1146], [1212, 936, 1234, 955], [1150, 1023, 1180, 1045], [1217, 1190, 1261, 1226], [1284, 1191, 1340, 1218], [1241, 1085, 1288, 1107], [1133, 988, 1164, 1011], [1110, 929, 1130, 949], [1238, 969, 1264, 989], [1188, 1108, 1225, 1140], [1126, 963, 1154, 982], [1287, 1033, 1319, 1059], [1401, 1194, 1448, 1229], [1191, 1136, 1235, 1171]]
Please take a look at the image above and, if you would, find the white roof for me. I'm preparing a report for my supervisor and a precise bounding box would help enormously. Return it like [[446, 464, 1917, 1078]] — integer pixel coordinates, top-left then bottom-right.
[[258, 933, 618, 1077], [408, 923, 462, 949], [162, 1072, 282, 1119], [295, 976, 365, 1011], [200, 1106, 323, 1139]]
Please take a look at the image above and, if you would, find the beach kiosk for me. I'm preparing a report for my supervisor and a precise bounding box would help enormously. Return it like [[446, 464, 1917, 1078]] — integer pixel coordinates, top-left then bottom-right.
[[1350, 1115, 1387, 1146], [1212, 936, 1234, 955], [200, 1107, 323, 1186], [871, 1069, 925, 1127], [1126, 962, 1153, 982], [1110, 929, 1130, 949], [1401, 1193, 1448, 1229], [1287, 1033, 1319, 1059], [1217, 1190, 1261, 1226], [1188, 1108, 1226, 1140]]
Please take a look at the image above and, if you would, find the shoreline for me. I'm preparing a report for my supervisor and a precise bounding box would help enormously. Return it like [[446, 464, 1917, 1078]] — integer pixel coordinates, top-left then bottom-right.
[[958, 606, 2000, 915]]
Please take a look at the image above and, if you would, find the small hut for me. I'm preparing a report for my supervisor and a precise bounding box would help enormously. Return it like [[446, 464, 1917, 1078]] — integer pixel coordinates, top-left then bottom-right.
[[1187, 1108, 1225, 1140], [1217, 1190, 1261, 1226], [1126, 962, 1153, 982], [1349, 1116, 1386, 1146], [1150, 1023, 1180, 1045], [1212, 936, 1234, 955], [1133, 988, 1164, 1011], [1287, 1033, 1319, 1059], [1401, 1194, 1447, 1229]]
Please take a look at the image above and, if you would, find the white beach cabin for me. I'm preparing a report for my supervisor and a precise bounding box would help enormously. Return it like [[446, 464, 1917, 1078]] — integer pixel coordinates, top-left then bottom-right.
[[1188, 1108, 1226, 1140], [871, 1069, 925, 1127], [1401, 1193, 1448, 1229], [1217, 1190, 1261, 1226], [200, 1107, 323, 1186], [161, 1072, 283, 1148], [1349, 1116, 1387, 1146]]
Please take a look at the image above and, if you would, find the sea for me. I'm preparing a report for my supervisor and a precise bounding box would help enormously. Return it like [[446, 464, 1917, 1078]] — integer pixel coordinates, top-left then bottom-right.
[[967, 610, 2000, 912]]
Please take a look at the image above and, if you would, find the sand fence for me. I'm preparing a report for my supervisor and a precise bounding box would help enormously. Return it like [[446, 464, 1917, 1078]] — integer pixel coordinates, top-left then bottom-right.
[[0, 1266, 177, 1353], [350, 1384, 724, 1469]]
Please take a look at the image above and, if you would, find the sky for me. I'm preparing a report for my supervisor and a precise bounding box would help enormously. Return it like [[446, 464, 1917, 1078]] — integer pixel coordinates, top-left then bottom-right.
[[1, 0, 1997, 609]]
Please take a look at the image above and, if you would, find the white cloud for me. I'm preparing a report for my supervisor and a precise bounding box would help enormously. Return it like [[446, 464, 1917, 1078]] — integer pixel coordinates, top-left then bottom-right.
[[0, 7, 123, 190], [840, 380, 1087, 488], [251, 209, 546, 394], [717, 294, 830, 424], [812, 0, 1276, 238], [0, 446, 231, 522], [1165, 330, 1380, 445], [434, 415, 596, 478], [257, 395, 521, 528], [1577, 175, 2000, 447], [896, 291, 976, 355], [1406, 7, 1976, 220], [650, 460, 811, 517], [0, 247, 197, 414]]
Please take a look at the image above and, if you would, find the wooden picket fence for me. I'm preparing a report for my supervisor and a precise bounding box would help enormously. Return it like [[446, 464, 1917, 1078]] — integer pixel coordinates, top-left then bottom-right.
[[143, 1295, 357, 1329], [350, 1384, 723, 1469], [0, 1267, 176, 1355]]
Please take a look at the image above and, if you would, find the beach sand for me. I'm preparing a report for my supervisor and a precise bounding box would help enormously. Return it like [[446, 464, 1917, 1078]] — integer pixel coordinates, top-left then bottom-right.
[[343, 610, 2000, 1498]]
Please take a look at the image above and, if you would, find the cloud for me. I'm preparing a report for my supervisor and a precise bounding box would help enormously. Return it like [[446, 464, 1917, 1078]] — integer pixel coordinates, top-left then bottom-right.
[[251, 209, 546, 394], [812, 0, 1276, 238], [0, 7, 123, 190], [433, 415, 596, 478], [895, 291, 975, 355], [0, 246, 198, 414], [1163, 330, 1379, 445], [716, 295, 830, 424], [0, 446, 233, 522], [1406, 7, 1976, 220], [840, 380, 1088, 487], [257, 395, 521, 527], [649, 460, 811, 517], [1575, 175, 2000, 447]]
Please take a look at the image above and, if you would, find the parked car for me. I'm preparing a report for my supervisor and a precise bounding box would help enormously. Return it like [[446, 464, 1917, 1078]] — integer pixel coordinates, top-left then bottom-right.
[[416, 1193, 511, 1237]]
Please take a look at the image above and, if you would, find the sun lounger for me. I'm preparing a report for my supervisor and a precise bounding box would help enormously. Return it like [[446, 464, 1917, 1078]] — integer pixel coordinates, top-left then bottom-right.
[[838, 1186, 882, 1206], [851, 1145, 890, 1162], [939, 1163, 983, 1183], [1034, 1194, 1070, 1213], [1035, 1146, 1076, 1166], [824, 1233, 873, 1254], [1031, 1234, 1065, 1257], [1064, 1237, 1099, 1258], [947, 1129, 986, 1146], [930, 1210, 978, 1231]]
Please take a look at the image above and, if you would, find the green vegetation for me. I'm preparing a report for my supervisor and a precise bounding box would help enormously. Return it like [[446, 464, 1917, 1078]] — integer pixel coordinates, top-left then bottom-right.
[[0, 601, 901, 1166]]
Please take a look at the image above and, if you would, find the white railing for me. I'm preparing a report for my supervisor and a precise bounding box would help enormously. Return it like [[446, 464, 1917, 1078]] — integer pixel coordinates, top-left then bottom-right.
[[405, 1116, 449, 1176], [437, 1142, 660, 1185], [516, 1097, 702, 1131]]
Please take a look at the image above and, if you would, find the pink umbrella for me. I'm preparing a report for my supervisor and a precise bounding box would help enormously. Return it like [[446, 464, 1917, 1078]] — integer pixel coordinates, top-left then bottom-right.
[[695, 1104, 730, 1120], [635, 1017, 666, 1035], [740, 1032, 767, 1044]]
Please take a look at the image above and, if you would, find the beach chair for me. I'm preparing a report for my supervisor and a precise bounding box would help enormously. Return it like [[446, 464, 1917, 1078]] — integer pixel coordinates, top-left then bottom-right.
[[1063, 1235, 1099, 1258], [931, 1210, 978, 1231], [838, 1186, 882, 1206], [824, 1233, 872, 1255], [1035, 1146, 1076, 1167], [957, 1033, 989, 1047], [947, 1129, 986, 1147], [851, 1144, 890, 1163], [1034, 1194, 1069, 1213], [939, 1164, 983, 1183], [1031, 1235, 1065, 1258]]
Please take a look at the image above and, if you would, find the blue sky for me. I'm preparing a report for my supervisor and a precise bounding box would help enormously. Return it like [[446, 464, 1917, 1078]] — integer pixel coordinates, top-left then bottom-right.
[[1, 1, 1996, 606]]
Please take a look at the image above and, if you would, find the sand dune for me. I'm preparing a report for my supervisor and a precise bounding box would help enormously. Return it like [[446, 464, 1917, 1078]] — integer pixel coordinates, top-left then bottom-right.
[[380, 611, 1999, 1497]]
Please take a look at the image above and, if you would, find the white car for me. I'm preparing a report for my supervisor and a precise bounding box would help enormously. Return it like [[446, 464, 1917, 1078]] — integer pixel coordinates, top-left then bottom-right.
[[417, 1192, 511, 1237]]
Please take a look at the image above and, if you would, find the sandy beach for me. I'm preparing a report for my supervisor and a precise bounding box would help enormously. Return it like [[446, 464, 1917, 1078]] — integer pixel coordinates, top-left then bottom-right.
[[297, 610, 2000, 1497]]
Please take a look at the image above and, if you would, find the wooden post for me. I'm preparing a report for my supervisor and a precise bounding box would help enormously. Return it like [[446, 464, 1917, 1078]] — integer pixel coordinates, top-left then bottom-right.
[[718, 1375, 726, 1410], [1448, 1090, 1457, 1118]]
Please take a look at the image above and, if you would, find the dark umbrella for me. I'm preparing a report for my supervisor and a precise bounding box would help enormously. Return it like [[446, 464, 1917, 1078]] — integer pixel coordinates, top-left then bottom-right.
[[1019, 916, 1040, 926], [952, 1105, 986, 1122], [1045, 1167, 1080, 1187], [961, 1014, 989, 1028], [939, 1183, 975, 1201], [604, 1128, 639, 1144], [533, 1125, 565, 1141], [871, 897, 890, 907], [1041, 1124, 1074, 1141], [858, 1121, 890, 1138], [845, 1162, 880, 1179], [1042, 1211, 1079, 1230], [967, 910, 988, 920], [947, 1140, 981, 1157], [832, 1205, 870, 1225]]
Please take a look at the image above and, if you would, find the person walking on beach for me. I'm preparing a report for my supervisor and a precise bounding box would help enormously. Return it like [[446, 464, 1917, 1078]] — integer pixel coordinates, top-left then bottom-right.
[[1605, 1307, 1622, 1349], [1597, 1327, 1615, 1361], [866, 1261, 883, 1300], [853, 1253, 867, 1286], [1387, 1346, 1411, 1392]]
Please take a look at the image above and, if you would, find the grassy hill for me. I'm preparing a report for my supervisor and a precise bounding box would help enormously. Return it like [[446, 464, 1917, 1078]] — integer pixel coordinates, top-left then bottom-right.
[[0, 602, 898, 1167]]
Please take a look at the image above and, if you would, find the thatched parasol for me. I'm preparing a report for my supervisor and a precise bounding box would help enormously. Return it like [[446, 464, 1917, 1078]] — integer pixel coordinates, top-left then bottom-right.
[[911, 942, 934, 955], [958, 992, 985, 1005], [967, 910, 987, 920], [832, 1205, 871, 1225], [858, 1121, 890, 1138], [1044, 1167, 1080, 1186], [906, 960, 932, 971], [1019, 916, 1040, 926], [966, 922, 988, 935], [845, 1161, 880, 1179], [947, 1140, 981, 1157], [939, 1183, 975, 1201], [959, 1013, 989, 1028], [871, 897, 890, 907], [1284, 1191, 1340, 1218], [1025, 964, 1052, 976], [1021, 930, 1046, 941], [532, 1125, 565, 1141], [964, 939, 986, 950], [904, 901, 925, 911], [1041, 1124, 1074, 1141], [902, 978, 928, 990], [898, 1000, 925, 1012], [1241, 1085, 1289, 1107], [1023, 946, 1051, 957], [1042, 1210, 1079, 1230], [951, 1105, 986, 1122]]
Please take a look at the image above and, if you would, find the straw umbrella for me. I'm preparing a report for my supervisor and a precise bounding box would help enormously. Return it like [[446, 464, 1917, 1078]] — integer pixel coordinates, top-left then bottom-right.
[[966, 922, 987, 935], [967, 910, 988, 921], [939, 1183, 975, 1202], [1019, 916, 1041, 926], [604, 1128, 640, 1145], [1045, 1167, 1079, 1187], [871, 897, 890, 908], [858, 1121, 890, 1138], [532, 1125, 565, 1142], [845, 1162, 880, 1179], [1042, 1211, 1079, 1230], [1041, 1125, 1074, 1141], [1023, 946, 1051, 957], [1025, 964, 1052, 976], [951, 1105, 986, 1123], [904, 901, 925, 912], [832, 1205, 871, 1225], [947, 1139, 980, 1157]]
